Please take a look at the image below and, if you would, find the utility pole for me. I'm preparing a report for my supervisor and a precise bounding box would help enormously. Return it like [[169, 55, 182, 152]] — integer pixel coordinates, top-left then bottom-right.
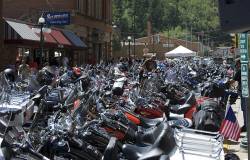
[[190, 25, 193, 50], [168, 27, 170, 52], [186, 23, 188, 48], [133, 0, 136, 59], [128, 36, 132, 60], [152, 34, 155, 55], [198, 35, 200, 56], [147, 16, 152, 49], [201, 33, 204, 56], [38, 16, 45, 67]]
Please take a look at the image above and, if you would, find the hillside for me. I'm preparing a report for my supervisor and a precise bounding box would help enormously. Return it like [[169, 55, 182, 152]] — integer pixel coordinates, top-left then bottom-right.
[[113, 0, 230, 47]]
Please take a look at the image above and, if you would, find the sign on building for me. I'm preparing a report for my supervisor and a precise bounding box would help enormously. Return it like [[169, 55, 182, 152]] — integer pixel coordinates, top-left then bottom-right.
[[163, 44, 175, 48], [238, 33, 249, 98], [44, 12, 70, 25]]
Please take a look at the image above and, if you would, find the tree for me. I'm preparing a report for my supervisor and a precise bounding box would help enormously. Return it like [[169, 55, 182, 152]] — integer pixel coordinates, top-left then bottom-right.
[[112, 0, 228, 47]]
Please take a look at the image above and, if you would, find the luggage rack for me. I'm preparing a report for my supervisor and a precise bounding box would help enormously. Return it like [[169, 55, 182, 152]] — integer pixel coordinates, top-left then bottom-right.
[[174, 128, 224, 160], [0, 91, 33, 126]]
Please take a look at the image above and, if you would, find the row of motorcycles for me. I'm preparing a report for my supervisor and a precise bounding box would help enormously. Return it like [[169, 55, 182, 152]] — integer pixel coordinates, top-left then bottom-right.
[[0, 58, 238, 160]]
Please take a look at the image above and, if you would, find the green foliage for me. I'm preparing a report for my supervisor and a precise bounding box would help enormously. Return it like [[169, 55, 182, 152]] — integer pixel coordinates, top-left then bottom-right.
[[163, 26, 187, 40], [113, 0, 228, 47]]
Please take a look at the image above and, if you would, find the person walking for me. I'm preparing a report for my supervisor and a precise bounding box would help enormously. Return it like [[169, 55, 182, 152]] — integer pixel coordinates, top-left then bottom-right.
[[139, 55, 157, 84], [18, 58, 30, 80]]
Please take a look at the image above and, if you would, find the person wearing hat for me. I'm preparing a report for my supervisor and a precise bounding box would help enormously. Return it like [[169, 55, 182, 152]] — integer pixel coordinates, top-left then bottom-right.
[[141, 55, 157, 72], [139, 55, 157, 84]]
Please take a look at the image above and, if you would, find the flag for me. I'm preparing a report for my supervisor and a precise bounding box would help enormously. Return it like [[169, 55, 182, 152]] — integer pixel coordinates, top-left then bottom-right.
[[219, 105, 241, 141]]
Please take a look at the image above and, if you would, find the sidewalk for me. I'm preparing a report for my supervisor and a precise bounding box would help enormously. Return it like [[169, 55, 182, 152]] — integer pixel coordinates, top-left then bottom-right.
[[226, 99, 248, 160]]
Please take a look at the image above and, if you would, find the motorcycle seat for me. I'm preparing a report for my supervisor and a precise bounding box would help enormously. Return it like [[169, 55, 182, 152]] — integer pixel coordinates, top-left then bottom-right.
[[170, 103, 192, 115], [180, 92, 196, 106], [186, 93, 196, 105], [136, 121, 166, 145], [139, 117, 164, 128], [123, 123, 176, 160], [103, 137, 119, 160]]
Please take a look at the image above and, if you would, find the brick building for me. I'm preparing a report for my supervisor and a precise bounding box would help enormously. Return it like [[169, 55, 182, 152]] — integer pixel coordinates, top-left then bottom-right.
[[1, 0, 112, 69], [114, 34, 208, 60], [0, 0, 4, 69]]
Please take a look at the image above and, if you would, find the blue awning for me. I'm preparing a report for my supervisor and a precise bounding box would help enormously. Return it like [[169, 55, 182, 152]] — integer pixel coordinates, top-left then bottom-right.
[[62, 30, 87, 48]]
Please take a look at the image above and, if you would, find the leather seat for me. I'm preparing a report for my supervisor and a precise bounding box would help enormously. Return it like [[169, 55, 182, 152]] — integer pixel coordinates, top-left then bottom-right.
[[184, 92, 196, 106], [123, 123, 176, 160], [102, 137, 119, 160], [136, 122, 166, 145], [170, 92, 196, 115], [170, 103, 192, 114], [139, 116, 165, 128]]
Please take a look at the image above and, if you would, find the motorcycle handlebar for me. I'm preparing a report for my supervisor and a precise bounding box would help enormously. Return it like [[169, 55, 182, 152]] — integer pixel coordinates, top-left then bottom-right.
[[10, 142, 50, 160]]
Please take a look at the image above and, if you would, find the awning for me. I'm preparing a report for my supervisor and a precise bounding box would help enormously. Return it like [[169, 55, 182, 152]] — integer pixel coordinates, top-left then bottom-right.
[[62, 30, 87, 48], [50, 29, 71, 46], [31, 27, 57, 44], [4, 18, 86, 49], [5, 20, 40, 41], [43, 32, 58, 43], [31, 27, 70, 45]]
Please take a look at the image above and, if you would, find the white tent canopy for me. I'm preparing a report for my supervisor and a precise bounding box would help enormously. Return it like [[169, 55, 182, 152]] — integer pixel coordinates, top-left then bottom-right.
[[165, 45, 196, 57]]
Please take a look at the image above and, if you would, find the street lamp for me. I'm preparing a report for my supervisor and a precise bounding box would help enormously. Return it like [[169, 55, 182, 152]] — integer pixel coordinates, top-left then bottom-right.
[[38, 16, 45, 66], [128, 36, 132, 59]]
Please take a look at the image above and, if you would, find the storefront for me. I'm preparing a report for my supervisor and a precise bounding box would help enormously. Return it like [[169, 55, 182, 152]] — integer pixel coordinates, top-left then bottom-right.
[[3, 18, 87, 69], [90, 28, 111, 64]]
